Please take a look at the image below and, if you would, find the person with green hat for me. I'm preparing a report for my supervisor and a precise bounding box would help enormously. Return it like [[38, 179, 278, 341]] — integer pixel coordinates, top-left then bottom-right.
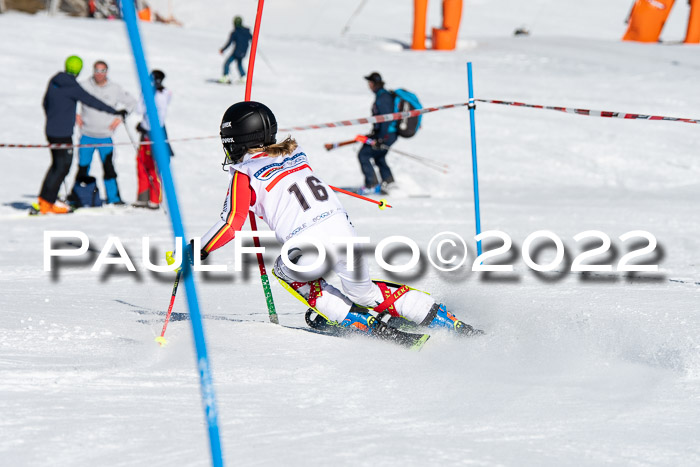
[[218, 16, 252, 84], [38, 55, 127, 214]]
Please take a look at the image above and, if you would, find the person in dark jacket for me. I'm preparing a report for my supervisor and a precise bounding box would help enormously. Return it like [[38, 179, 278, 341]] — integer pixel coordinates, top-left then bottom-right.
[[38, 55, 126, 214], [218, 16, 252, 84], [357, 72, 397, 194]]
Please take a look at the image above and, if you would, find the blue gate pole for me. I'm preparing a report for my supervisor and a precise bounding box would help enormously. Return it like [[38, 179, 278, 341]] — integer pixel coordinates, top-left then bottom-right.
[[467, 62, 483, 256], [119, 2, 223, 466]]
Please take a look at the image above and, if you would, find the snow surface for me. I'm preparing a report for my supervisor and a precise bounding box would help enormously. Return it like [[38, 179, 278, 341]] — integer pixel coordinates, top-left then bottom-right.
[[1, 1, 699, 466]]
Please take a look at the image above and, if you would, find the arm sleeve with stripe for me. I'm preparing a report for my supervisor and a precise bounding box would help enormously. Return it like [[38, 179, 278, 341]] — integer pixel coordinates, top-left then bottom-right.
[[200, 171, 253, 255]]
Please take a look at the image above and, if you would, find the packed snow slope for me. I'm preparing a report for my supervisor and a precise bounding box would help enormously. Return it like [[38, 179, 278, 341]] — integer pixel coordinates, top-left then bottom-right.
[[1, 1, 699, 466]]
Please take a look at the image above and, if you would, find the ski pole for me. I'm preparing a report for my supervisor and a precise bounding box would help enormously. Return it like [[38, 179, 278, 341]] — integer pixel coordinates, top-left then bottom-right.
[[354, 135, 448, 170], [156, 251, 182, 346], [379, 144, 449, 173], [122, 115, 140, 151], [324, 139, 356, 151], [258, 50, 277, 75], [329, 185, 391, 209], [324, 138, 357, 151], [341, 0, 369, 35], [248, 212, 279, 324], [325, 136, 448, 173]]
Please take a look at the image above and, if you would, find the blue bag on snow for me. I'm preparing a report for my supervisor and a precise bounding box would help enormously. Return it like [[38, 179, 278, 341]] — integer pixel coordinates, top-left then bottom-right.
[[70, 175, 103, 208]]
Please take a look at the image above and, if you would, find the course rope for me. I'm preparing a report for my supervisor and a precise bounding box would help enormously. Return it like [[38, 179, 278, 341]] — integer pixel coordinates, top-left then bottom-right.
[[475, 99, 700, 124], [2, 99, 697, 149]]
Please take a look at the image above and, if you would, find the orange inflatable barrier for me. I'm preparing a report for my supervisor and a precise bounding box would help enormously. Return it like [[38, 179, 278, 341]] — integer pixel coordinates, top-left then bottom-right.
[[412, 0, 428, 50], [623, 0, 675, 42], [432, 0, 463, 50], [686, 0, 700, 43], [412, 0, 463, 51], [138, 7, 152, 22]]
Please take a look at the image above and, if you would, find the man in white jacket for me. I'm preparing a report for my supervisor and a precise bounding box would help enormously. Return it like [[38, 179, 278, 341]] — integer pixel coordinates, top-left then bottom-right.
[[75, 60, 137, 205]]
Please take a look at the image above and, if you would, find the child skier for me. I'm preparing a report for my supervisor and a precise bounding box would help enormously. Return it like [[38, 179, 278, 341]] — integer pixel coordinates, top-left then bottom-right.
[[218, 16, 252, 84], [195, 101, 480, 339], [133, 69, 172, 209]]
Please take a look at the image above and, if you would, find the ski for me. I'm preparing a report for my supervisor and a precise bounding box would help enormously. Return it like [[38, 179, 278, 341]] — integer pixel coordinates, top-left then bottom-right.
[[205, 78, 244, 86], [272, 270, 430, 350], [336, 185, 387, 196], [304, 308, 430, 350], [13, 203, 143, 219], [336, 185, 431, 199]]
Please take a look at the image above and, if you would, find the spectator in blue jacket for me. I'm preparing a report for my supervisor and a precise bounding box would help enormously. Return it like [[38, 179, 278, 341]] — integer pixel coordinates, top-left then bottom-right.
[[357, 72, 397, 194], [38, 55, 126, 214], [218, 16, 252, 84]]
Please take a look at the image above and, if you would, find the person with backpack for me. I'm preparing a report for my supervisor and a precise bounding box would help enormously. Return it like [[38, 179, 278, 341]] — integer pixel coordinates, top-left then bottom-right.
[[38, 55, 127, 214], [218, 16, 252, 84], [357, 72, 398, 194], [72, 60, 137, 206], [133, 69, 172, 209], [182, 101, 480, 343]]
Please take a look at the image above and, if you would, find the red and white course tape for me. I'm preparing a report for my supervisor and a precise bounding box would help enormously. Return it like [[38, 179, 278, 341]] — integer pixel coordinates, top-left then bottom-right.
[[475, 99, 700, 125], [2, 99, 697, 149]]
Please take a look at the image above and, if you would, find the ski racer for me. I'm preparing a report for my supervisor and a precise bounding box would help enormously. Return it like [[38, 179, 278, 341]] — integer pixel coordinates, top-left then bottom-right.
[[193, 101, 480, 338]]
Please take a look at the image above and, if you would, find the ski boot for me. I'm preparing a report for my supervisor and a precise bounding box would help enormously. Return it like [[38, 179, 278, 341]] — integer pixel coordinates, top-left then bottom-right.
[[421, 303, 483, 336], [37, 197, 72, 214], [339, 307, 377, 334], [305, 305, 375, 335], [305, 307, 429, 350], [357, 185, 382, 196]]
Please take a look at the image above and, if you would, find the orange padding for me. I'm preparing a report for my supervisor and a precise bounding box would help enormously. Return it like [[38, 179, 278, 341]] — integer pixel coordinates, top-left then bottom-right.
[[433, 0, 463, 50], [623, 0, 675, 43], [138, 7, 152, 22], [686, 0, 700, 43], [412, 0, 428, 50]]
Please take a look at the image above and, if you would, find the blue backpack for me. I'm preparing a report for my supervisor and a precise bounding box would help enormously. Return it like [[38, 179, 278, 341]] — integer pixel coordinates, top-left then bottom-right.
[[70, 175, 103, 208], [391, 89, 422, 138]]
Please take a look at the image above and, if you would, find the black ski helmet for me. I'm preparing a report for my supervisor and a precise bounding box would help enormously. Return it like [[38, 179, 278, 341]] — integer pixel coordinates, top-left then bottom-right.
[[220, 101, 277, 167], [151, 69, 165, 90]]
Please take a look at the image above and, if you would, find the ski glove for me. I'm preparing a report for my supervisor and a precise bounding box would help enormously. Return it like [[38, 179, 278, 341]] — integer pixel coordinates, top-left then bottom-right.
[[116, 109, 128, 119], [165, 240, 209, 272]]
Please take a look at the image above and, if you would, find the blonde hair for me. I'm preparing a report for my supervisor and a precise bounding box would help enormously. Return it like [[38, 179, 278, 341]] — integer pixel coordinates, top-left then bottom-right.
[[249, 136, 298, 157]]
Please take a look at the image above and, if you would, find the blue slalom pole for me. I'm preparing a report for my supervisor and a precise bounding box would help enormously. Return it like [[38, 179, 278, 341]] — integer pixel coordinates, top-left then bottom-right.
[[467, 62, 483, 256], [119, 2, 223, 466]]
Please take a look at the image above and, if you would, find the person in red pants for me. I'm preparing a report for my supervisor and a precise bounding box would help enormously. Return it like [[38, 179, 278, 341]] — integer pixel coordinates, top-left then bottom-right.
[[134, 136, 162, 208], [133, 69, 172, 209]]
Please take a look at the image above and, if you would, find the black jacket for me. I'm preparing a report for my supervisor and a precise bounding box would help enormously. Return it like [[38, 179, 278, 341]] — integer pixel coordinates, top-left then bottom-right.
[[371, 88, 397, 140], [43, 72, 118, 138], [221, 26, 252, 58]]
